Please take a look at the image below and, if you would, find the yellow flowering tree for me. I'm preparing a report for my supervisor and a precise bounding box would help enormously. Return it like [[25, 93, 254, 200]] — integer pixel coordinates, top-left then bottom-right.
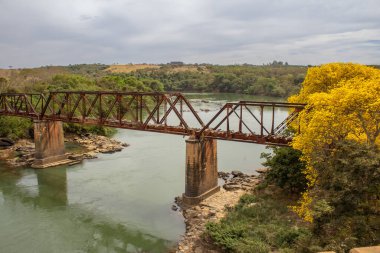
[[288, 63, 380, 221]]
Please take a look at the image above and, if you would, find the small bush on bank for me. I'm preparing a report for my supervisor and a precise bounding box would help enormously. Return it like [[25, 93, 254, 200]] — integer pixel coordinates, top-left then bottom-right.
[[0, 116, 33, 140], [261, 146, 307, 194], [63, 123, 117, 137]]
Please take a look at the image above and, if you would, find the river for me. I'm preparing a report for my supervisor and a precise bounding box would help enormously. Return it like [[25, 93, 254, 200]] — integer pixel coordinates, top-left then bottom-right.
[[0, 93, 287, 253]]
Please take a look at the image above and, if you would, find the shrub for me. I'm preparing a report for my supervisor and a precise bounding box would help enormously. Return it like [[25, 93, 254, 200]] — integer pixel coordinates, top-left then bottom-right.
[[261, 147, 307, 194], [205, 192, 310, 253], [0, 116, 33, 140], [63, 123, 116, 137]]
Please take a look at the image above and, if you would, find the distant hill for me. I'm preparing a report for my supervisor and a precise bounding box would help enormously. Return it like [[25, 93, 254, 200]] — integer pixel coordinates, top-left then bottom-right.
[[0, 63, 310, 97]]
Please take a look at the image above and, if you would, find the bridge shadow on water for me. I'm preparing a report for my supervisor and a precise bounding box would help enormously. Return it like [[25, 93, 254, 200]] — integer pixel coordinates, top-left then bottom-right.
[[0, 165, 175, 253]]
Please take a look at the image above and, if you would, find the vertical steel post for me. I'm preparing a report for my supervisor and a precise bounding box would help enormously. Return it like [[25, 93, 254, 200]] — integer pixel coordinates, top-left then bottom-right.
[[140, 95, 143, 124], [135, 95, 139, 122], [226, 106, 230, 133], [117, 94, 122, 124], [82, 94, 86, 122], [180, 97, 183, 127], [164, 96, 167, 126], [271, 106, 275, 135], [239, 104, 243, 133], [99, 94, 102, 123], [156, 95, 160, 123], [260, 105, 264, 137]]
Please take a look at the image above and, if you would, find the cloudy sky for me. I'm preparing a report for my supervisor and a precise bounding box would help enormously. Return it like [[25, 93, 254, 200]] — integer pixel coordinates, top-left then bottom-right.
[[0, 0, 379, 68]]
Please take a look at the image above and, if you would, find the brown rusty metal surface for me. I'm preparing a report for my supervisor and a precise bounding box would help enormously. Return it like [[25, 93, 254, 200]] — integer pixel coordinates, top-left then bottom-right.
[[0, 91, 306, 145]]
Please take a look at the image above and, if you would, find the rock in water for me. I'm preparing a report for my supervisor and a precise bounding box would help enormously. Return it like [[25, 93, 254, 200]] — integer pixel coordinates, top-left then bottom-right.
[[256, 168, 269, 174], [231, 170, 244, 178]]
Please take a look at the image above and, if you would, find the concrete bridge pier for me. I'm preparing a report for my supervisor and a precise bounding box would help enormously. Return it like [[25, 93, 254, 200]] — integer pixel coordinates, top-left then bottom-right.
[[182, 136, 220, 205], [32, 120, 67, 168]]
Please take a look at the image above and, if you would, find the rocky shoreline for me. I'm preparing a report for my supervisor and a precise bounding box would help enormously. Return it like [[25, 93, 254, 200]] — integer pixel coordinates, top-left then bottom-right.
[[175, 170, 264, 253], [66, 133, 129, 159], [0, 134, 128, 167]]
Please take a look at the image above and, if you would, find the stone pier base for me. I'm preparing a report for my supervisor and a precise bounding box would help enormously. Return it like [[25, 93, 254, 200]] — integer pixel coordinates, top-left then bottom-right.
[[32, 120, 67, 168], [183, 137, 220, 205]]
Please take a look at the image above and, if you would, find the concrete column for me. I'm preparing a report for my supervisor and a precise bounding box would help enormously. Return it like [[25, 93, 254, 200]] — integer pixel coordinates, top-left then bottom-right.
[[32, 120, 66, 168], [182, 136, 220, 205]]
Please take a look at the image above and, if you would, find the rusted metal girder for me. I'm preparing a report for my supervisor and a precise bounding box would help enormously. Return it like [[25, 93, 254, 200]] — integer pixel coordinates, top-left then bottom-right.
[[0, 91, 306, 145], [196, 101, 305, 145]]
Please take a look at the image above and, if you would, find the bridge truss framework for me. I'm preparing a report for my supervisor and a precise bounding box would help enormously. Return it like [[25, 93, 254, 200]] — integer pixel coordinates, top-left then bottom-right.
[[0, 91, 305, 145]]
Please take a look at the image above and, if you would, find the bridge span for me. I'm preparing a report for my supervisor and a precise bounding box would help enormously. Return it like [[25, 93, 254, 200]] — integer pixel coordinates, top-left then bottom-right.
[[0, 91, 305, 204]]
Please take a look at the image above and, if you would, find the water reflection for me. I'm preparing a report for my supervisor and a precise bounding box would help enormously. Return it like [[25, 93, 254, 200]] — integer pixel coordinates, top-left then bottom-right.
[[0, 167, 175, 253], [36, 168, 68, 207]]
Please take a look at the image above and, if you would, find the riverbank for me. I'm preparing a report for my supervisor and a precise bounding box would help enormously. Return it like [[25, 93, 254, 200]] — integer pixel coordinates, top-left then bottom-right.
[[0, 134, 129, 167], [175, 171, 263, 253]]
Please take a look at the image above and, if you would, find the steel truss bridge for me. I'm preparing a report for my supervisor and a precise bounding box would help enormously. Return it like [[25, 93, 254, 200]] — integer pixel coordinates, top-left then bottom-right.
[[0, 91, 305, 145]]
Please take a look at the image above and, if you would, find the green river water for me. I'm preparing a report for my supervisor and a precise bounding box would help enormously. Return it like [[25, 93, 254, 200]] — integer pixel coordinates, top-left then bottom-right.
[[0, 93, 286, 253]]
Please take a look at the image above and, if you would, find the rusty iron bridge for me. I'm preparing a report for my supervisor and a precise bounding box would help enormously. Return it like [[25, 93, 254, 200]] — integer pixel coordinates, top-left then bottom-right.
[[0, 91, 305, 204], [0, 91, 305, 145]]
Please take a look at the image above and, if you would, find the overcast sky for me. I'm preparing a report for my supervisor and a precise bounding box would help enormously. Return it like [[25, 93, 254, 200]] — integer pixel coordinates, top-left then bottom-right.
[[0, 0, 379, 68]]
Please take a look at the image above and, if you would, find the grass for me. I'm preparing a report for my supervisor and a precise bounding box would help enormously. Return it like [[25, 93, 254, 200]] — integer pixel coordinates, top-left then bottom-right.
[[104, 64, 161, 73], [162, 65, 209, 73], [105, 64, 209, 74], [205, 188, 310, 253]]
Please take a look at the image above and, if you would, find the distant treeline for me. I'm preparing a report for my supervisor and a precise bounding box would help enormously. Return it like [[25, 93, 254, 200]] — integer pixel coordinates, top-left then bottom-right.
[[0, 62, 308, 98], [0, 65, 164, 94], [132, 63, 307, 97]]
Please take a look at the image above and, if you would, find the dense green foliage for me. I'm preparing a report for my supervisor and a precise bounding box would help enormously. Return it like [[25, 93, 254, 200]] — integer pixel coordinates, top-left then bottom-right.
[[63, 123, 117, 137], [0, 64, 166, 93], [0, 63, 307, 97], [261, 147, 307, 194], [305, 140, 380, 252], [132, 63, 306, 97], [47, 74, 98, 91], [206, 192, 310, 253], [97, 75, 164, 92], [0, 117, 33, 140], [65, 63, 109, 77]]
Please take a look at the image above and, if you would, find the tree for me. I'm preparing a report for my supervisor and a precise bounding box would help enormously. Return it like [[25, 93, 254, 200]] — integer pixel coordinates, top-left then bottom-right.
[[289, 63, 377, 103], [49, 74, 96, 91], [308, 140, 380, 252], [141, 78, 164, 91], [288, 63, 380, 222], [0, 77, 9, 93]]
